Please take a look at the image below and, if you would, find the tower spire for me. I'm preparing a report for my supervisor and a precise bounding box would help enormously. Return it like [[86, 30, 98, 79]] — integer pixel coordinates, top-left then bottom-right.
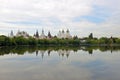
[[42, 29, 44, 34], [10, 30, 14, 37], [36, 29, 39, 38], [66, 29, 69, 33], [48, 31, 52, 38]]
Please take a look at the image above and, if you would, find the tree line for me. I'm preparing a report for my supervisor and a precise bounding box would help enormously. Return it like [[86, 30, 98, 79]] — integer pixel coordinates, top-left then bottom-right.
[[0, 34, 120, 46], [0, 35, 80, 46]]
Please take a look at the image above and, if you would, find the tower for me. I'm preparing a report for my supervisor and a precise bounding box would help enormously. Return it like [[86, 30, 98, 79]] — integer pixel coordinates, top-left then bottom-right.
[[10, 30, 14, 38], [66, 29, 72, 39], [42, 29, 44, 34], [36, 30, 39, 38], [61, 29, 65, 38], [48, 31, 52, 38], [62, 29, 64, 33], [40, 29, 46, 39]]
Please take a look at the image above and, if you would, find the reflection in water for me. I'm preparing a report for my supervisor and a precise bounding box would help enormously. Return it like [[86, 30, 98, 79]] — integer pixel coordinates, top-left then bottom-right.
[[35, 50, 71, 58], [0, 46, 120, 80], [0, 46, 120, 57]]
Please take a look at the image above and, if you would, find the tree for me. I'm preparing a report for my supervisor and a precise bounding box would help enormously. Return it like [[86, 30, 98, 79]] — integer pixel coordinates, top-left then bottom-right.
[[115, 38, 120, 44], [89, 33, 93, 39]]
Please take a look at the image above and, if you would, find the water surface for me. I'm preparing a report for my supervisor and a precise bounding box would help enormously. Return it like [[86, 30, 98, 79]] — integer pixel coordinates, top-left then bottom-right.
[[0, 46, 120, 80]]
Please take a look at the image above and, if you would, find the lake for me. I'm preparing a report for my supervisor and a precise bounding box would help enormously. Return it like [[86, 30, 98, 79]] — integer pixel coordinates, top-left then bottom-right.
[[0, 46, 120, 80]]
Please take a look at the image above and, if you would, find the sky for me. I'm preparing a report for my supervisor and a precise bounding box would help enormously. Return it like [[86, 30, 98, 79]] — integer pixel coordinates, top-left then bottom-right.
[[0, 0, 120, 37]]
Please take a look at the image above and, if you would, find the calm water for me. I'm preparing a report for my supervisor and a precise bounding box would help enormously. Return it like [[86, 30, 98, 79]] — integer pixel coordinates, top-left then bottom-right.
[[0, 46, 120, 80]]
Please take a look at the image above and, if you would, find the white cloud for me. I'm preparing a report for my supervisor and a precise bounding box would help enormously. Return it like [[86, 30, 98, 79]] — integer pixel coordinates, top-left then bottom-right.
[[0, 0, 120, 37], [0, 0, 94, 21]]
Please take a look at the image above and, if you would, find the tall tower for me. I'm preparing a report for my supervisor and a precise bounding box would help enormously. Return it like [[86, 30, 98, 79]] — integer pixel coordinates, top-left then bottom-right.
[[66, 29, 69, 33], [61, 29, 65, 38], [36, 30, 39, 38], [40, 29, 46, 39], [48, 31, 52, 38], [42, 29, 44, 34], [10, 30, 14, 37], [66, 29, 72, 39], [62, 29, 64, 33]]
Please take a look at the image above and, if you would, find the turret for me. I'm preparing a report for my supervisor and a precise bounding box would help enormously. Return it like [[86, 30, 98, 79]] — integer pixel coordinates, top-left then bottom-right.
[[42, 29, 44, 34], [66, 29, 69, 33], [10, 30, 14, 38], [62, 29, 64, 33], [39, 29, 46, 39], [36, 30, 39, 38], [48, 31, 52, 38]]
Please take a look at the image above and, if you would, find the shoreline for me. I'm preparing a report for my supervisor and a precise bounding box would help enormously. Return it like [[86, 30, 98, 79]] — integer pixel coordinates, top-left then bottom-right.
[[1, 44, 120, 47]]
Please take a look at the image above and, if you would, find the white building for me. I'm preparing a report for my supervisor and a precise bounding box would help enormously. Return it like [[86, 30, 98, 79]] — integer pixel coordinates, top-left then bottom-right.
[[39, 29, 46, 39], [57, 29, 72, 39], [9, 29, 72, 39], [66, 29, 72, 39], [16, 30, 29, 38]]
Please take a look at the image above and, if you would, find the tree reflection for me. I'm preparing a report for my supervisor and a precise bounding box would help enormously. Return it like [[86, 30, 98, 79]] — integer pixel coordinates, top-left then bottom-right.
[[0, 46, 120, 57]]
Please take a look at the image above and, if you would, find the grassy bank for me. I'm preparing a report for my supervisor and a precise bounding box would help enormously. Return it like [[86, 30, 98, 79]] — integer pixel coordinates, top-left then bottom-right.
[[0, 35, 120, 46]]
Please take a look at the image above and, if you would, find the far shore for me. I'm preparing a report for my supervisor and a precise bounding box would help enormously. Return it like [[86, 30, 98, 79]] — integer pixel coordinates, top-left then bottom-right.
[[1, 44, 120, 47]]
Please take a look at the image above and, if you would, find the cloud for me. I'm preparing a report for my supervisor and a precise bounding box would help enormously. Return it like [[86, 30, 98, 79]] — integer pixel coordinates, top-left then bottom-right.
[[0, 0, 120, 37], [0, 0, 94, 21]]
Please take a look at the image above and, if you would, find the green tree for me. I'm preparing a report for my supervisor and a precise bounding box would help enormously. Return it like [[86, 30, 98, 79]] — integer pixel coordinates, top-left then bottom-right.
[[89, 33, 93, 39]]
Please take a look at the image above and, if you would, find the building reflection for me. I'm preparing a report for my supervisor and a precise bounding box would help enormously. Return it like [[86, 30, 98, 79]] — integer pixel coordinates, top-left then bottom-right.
[[48, 50, 51, 56], [40, 50, 46, 59], [35, 49, 71, 58], [0, 46, 120, 57], [36, 50, 38, 56], [58, 50, 70, 58]]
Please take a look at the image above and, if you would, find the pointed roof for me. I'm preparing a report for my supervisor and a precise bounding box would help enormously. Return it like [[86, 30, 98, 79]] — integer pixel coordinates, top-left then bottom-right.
[[35, 30, 39, 38], [62, 29, 64, 33], [66, 29, 69, 33], [40, 29, 46, 39], [48, 31, 52, 38], [42, 29, 44, 34], [10, 30, 13, 36]]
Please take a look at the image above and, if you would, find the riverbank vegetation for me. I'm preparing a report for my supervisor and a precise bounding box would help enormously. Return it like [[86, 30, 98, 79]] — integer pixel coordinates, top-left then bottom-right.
[[0, 35, 120, 46]]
